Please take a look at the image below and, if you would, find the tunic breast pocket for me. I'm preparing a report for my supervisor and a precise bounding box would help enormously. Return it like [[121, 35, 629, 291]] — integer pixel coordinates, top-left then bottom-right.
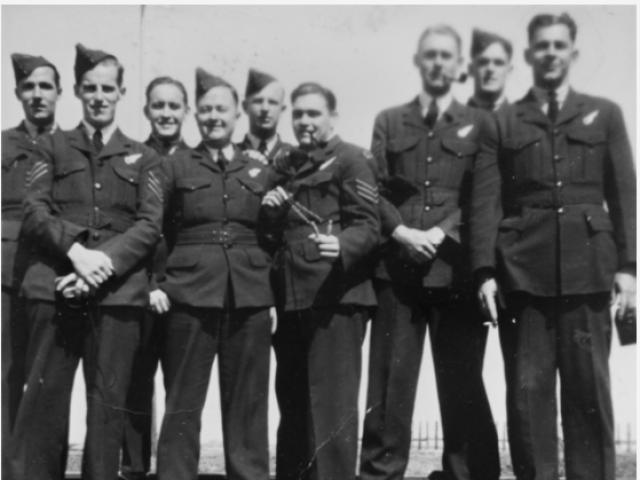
[[440, 138, 476, 186], [111, 163, 141, 211], [175, 177, 213, 220], [386, 136, 420, 177], [237, 178, 265, 216], [298, 171, 335, 216], [565, 129, 606, 182], [53, 160, 87, 203], [503, 133, 544, 183]]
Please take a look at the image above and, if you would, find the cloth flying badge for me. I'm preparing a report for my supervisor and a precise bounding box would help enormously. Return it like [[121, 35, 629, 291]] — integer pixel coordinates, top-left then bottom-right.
[[125, 153, 142, 165], [319, 156, 337, 170], [582, 110, 599, 126], [248, 168, 261, 178], [457, 125, 474, 138]]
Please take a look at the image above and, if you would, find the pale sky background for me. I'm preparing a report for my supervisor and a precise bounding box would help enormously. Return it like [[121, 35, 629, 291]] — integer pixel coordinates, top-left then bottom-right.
[[1, 4, 636, 451]]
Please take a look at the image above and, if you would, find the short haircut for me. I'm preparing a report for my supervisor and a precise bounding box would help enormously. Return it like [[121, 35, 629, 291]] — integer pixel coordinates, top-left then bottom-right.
[[77, 57, 125, 87], [291, 82, 337, 112], [145, 76, 189, 105], [528, 13, 577, 42], [417, 24, 462, 54]]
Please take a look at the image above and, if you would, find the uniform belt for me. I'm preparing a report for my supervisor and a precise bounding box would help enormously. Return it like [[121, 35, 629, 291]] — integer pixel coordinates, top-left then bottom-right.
[[512, 188, 604, 209], [175, 229, 258, 245], [58, 206, 135, 233], [283, 222, 342, 242], [401, 190, 460, 207], [2, 205, 23, 219]]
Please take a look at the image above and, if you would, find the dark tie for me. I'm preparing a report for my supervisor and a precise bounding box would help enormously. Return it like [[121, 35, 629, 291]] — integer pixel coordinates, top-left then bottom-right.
[[424, 99, 438, 130], [93, 129, 104, 154], [547, 90, 559, 123], [217, 149, 228, 170], [258, 140, 268, 156]]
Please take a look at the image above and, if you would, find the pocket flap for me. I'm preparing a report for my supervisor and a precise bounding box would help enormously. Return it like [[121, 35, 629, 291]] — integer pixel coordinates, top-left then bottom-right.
[[566, 129, 606, 146], [299, 171, 334, 187], [175, 177, 212, 191], [441, 138, 477, 157], [54, 158, 86, 177], [237, 178, 265, 195], [585, 211, 613, 232], [112, 163, 141, 185], [245, 248, 270, 267], [503, 134, 542, 151], [387, 136, 420, 153], [499, 215, 528, 232], [386, 174, 420, 194]]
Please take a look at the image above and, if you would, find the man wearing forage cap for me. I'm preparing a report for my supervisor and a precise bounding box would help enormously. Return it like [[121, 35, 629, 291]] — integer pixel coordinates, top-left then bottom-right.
[[2, 52, 61, 473], [152, 67, 275, 480], [238, 68, 292, 164], [9, 43, 163, 480], [468, 28, 513, 113]]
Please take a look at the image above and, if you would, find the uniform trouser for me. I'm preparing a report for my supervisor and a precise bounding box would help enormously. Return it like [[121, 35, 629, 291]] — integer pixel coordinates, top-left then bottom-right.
[[499, 292, 615, 480], [121, 311, 163, 478], [360, 280, 500, 480], [9, 300, 141, 480], [156, 304, 271, 480], [273, 306, 367, 480], [1, 287, 28, 473]]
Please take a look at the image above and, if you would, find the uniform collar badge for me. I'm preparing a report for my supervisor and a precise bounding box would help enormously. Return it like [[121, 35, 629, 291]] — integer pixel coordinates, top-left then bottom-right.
[[125, 153, 142, 165], [457, 125, 474, 138], [583, 110, 599, 126]]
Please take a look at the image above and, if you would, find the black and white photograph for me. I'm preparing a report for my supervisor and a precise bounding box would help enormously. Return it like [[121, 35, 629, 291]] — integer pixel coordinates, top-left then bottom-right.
[[1, 4, 636, 480]]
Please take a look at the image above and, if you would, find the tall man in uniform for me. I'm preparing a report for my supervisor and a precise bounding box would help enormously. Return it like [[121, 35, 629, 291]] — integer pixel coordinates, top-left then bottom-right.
[[468, 29, 513, 113], [238, 68, 292, 164], [471, 13, 636, 480], [2, 53, 61, 473], [10, 44, 163, 480], [360, 25, 500, 480], [263, 82, 380, 480]]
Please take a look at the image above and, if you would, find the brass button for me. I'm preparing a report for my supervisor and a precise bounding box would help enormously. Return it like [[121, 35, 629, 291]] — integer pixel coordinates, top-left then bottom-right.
[[427, 157, 433, 163], [222, 218, 229, 224], [558, 207, 564, 214], [129, 178, 135, 183], [554, 154, 561, 161], [556, 181, 562, 187], [428, 132, 434, 138], [94, 182, 102, 190], [92, 232, 101, 241], [425, 181, 431, 186], [223, 194, 229, 200], [424, 206, 431, 211], [94, 206, 99, 212]]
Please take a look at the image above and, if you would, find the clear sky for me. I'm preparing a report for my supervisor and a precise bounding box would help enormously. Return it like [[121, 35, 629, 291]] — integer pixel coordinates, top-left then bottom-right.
[[2, 4, 636, 447]]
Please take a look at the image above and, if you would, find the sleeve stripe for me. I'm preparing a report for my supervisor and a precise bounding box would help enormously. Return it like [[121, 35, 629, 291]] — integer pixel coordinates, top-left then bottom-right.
[[25, 168, 49, 187], [355, 178, 378, 194], [26, 163, 48, 181], [357, 190, 379, 204]]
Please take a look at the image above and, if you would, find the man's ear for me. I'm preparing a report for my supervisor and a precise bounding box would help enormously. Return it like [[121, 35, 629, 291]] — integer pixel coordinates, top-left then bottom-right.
[[74, 84, 81, 99], [413, 52, 420, 69], [143, 105, 151, 121], [14, 87, 20, 101], [120, 86, 127, 96], [524, 48, 532, 66], [280, 104, 287, 113], [241, 98, 249, 115], [468, 61, 476, 77], [571, 48, 579, 64]]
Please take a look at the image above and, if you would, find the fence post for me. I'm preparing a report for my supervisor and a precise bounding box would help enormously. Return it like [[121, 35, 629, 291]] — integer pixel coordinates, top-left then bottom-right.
[[418, 421, 422, 451], [435, 421, 439, 450], [425, 420, 430, 450], [627, 423, 631, 454], [502, 423, 507, 451]]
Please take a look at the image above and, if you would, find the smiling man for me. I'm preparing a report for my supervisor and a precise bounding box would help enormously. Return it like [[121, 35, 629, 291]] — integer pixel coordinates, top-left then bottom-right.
[[2, 52, 61, 473], [239, 68, 292, 164], [471, 13, 636, 480], [10, 44, 163, 480], [360, 25, 500, 480], [468, 29, 513, 112]]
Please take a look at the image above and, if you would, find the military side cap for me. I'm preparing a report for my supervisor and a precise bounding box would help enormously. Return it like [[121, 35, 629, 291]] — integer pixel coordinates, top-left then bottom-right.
[[471, 28, 513, 59], [196, 67, 233, 99], [245, 68, 277, 97], [11, 53, 58, 85], [74, 43, 116, 83]]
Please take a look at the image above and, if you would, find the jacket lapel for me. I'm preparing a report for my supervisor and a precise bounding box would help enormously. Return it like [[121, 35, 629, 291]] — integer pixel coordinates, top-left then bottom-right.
[[195, 142, 222, 174], [100, 128, 131, 159], [515, 90, 551, 128], [555, 89, 585, 127], [68, 125, 94, 155], [401, 97, 427, 131], [225, 149, 250, 174], [434, 99, 464, 133]]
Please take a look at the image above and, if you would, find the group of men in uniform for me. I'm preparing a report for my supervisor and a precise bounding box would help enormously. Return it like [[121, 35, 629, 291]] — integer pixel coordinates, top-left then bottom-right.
[[1, 11, 635, 480]]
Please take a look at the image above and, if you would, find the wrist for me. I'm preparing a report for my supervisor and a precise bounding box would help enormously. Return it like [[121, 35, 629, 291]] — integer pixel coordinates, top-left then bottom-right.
[[391, 224, 409, 241], [67, 242, 84, 260]]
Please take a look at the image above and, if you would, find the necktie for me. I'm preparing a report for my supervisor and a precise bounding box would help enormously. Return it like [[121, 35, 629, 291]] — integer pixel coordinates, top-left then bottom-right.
[[258, 140, 268, 156], [93, 129, 104, 154], [547, 90, 559, 123], [217, 149, 228, 170], [424, 99, 438, 130]]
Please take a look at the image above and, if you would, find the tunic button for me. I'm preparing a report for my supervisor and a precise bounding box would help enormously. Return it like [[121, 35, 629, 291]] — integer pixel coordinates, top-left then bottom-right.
[[427, 157, 433, 163], [554, 154, 561, 161], [222, 218, 229, 224], [424, 206, 431, 211], [553, 128, 560, 134], [224, 244, 231, 249], [428, 132, 434, 138], [94, 182, 102, 190], [223, 194, 229, 200], [129, 178, 135, 183], [94, 207, 99, 212], [425, 181, 431, 187], [97, 160, 104, 167], [92, 232, 101, 241], [556, 181, 562, 187], [558, 207, 564, 214]]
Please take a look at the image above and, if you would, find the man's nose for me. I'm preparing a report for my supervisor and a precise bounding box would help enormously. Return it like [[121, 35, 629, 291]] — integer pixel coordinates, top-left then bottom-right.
[[161, 106, 172, 117], [33, 85, 42, 98]]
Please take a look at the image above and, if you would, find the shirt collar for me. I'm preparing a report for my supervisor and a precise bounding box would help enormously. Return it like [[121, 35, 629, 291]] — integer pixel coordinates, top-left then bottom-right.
[[532, 84, 570, 108], [23, 119, 57, 139], [469, 94, 507, 112], [205, 142, 235, 162], [82, 119, 118, 146], [418, 90, 453, 119], [247, 132, 278, 153]]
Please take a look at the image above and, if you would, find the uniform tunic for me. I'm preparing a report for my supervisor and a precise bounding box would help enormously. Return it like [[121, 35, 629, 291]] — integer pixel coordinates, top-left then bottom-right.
[[270, 135, 379, 480], [156, 144, 274, 480], [361, 98, 500, 480], [10, 124, 163, 480], [470, 89, 636, 480]]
